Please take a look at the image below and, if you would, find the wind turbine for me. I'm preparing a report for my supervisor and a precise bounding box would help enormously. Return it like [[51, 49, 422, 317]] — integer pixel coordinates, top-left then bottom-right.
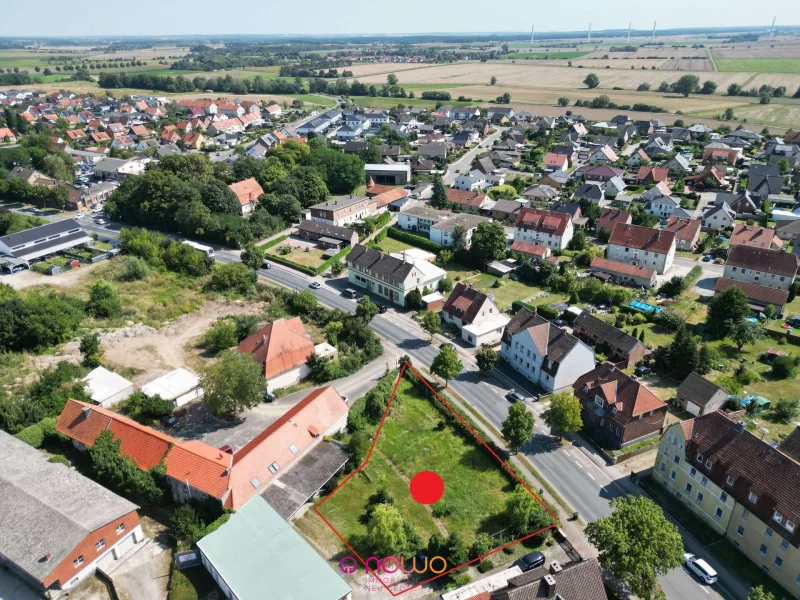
[[652, 21, 657, 44], [769, 17, 776, 42], [531, 24, 535, 48], [588, 23, 592, 44], [627, 22, 632, 44]]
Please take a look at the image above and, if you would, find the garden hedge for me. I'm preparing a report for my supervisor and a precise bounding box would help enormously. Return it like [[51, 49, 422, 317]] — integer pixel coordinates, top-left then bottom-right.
[[386, 227, 444, 253]]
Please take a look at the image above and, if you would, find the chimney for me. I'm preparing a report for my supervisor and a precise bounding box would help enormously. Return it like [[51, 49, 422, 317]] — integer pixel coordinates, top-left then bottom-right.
[[81, 405, 92, 419], [261, 335, 268, 347], [734, 420, 746, 435], [544, 574, 557, 596], [43, 553, 51, 562], [549, 561, 562, 575]]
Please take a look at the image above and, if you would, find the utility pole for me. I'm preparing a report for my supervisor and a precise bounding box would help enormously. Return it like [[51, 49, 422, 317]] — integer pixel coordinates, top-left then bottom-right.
[[531, 24, 534, 48], [652, 21, 657, 44], [769, 17, 776, 42], [627, 22, 632, 44], [588, 23, 592, 44]]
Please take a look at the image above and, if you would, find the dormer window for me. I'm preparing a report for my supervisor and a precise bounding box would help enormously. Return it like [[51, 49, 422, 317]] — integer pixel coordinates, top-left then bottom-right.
[[786, 520, 796, 533], [696, 453, 703, 463], [773, 511, 783, 525], [748, 491, 759, 504], [594, 395, 604, 407], [726, 475, 735, 487], [705, 460, 713, 469]]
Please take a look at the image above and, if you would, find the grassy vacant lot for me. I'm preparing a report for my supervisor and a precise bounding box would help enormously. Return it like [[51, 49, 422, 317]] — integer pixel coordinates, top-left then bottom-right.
[[715, 58, 800, 73], [316, 379, 527, 555], [265, 245, 326, 268]]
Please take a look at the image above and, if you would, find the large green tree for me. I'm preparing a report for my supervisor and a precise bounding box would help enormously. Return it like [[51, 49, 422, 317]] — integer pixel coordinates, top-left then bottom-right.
[[707, 286, 751, 338], [422, 310, 441, 340], [502, 402, 534, 453], [542, 391, 582, 440], [430, 173, 448, 209], [240, 243, 266, 271], [505, 484, 552, 536], [201, 350, 264, 417], [79, 332, 103, 368], [86, 280, 122, 319], [469, 221, 507, 264], [585, 496, 684, 600], [583, 73, 600, 89], [673, 74, 700, 97], [431, 344, 463, 387], [475, 346, 497, 373], [728, 319, 764, 351], [368, 503, 407, 555]]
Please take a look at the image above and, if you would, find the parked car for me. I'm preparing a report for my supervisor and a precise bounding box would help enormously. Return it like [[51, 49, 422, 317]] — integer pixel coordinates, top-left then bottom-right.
[[702, 254, 712, 262], [506, 389, 526, 403], [95, 219, 107, 225], [261, 261, 271, 269], [378, 304, 388, 314], [519, 551, 545, 572], [309, 281, 321, 289], [635, 366, 651, 376], [343, 288, 358, 299], [684, 553, 718, 585]]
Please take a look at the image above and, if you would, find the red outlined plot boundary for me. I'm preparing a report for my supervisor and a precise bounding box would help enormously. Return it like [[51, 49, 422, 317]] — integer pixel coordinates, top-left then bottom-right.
[[313, 362, 559, 596]]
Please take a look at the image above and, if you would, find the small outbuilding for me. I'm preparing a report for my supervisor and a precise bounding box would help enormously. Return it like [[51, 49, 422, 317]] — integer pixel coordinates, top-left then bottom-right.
[[141, 368, 202, 407], [82, 366, 134, 408]]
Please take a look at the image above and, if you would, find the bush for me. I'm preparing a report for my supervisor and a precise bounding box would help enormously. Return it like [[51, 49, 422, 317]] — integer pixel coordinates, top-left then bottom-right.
[[772, 355, 798, 379], [210, 262, 257, 294], [386, 227, 444, 253], [117, 255, 150, 281], [15, 422, 45, 448], [452, 574, 472, 587], [536, 304, 560, 320], [48, 454, 71, 466], [205, 320, 239, 354], [774, 397, 799, 420], [170, 504, 203, 545], [118, 391, 174, 424], [86, 280, 122, 318], [477, 559, 495, 574], [470, 533, 492, 560], [432, 502, 452, 518]]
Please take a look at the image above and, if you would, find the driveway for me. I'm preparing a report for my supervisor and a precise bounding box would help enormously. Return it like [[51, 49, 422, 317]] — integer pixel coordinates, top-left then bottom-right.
[[109, 540, 171, 600]]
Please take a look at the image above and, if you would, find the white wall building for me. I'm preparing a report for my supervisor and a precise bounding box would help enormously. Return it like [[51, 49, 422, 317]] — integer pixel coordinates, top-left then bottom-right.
[[82, 367, 134, 408], [607, 223, 676, 275], [141, 368, 203, 407], [513, 208, 574, 250]]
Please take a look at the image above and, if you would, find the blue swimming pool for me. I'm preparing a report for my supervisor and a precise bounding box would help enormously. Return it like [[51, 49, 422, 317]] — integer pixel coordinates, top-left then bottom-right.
[[630, 300, 662, 314]]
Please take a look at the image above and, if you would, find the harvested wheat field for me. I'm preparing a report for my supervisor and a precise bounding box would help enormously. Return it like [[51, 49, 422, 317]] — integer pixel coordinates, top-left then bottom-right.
[[348, 62, 444, 78], [711, 43, 800, 60], [660, 58, 716, 71], [356, 61, 765, 92]]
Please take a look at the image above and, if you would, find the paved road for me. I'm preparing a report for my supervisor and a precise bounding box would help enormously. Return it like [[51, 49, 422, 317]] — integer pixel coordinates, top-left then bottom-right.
[[442, 128, 506, 185], [234, 257, 743, 600]]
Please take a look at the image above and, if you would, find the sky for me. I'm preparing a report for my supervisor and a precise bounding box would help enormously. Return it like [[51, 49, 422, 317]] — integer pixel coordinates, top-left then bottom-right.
[[1, 0, 799, 37]]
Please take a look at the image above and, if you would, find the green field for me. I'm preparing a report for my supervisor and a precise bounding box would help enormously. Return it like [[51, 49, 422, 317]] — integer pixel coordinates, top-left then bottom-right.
[[715, 58, 800, 73], [316, 378, 548, 555], [505, 51, 590, 60]]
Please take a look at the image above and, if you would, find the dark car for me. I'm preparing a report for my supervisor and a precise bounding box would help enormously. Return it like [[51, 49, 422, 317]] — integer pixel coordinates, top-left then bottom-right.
[[379, 304, 388, 314], [520, 551, 546, 572], [506, 389, 526, 403], [261, 261, 272, 269], [635, 366, 651, 376]]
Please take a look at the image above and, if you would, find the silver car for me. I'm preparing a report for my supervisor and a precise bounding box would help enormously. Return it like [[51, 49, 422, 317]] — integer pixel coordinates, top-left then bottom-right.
[[684, 553, 718, 585]]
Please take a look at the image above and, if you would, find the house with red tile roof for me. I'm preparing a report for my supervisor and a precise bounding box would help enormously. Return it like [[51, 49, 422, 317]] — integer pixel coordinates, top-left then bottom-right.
[[90, 132, 111, 144], [208, 117, 244, 135], [607, 223, 676, 274], [228, 178, 264, 216], [590, 256, 657, 288], [542, 152, 569, 172], [442, 282, 509, 346], [654, 410, 800, 592], [56, 385, 348, 510], [446, 188, 489, 210], [636, 166, 669, 185], [513, 207, 574, 250], [728, 223, 782, 251], [183, 132, 205, 150], [685, 165, 728, 189], [596, 208, 632, 234], [0, 127, 18, 143], [510, 240, 551, 261], [666, 216, 702, 251], [237, 317, 330, 392], [574, 362, 666, 448]]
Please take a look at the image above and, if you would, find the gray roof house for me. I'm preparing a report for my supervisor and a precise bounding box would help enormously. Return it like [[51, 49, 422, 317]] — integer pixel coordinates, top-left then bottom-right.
[[747, 164, 783, 199], [0, 431, 142, 594], [676, 372, 729, 416], [573, 182, 604, 203], [0, 219, 92, 264]]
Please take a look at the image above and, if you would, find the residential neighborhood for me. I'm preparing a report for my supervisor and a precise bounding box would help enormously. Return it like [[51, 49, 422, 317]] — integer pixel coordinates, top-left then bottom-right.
[[2, 17, 800, 600]]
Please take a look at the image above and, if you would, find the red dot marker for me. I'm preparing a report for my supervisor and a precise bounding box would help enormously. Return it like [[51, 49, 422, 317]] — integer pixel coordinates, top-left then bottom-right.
[[409, 471, 444, 505]]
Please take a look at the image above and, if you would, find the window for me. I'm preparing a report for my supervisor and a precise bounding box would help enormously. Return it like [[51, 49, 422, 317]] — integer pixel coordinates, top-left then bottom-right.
[[701, 476, 709, 487], [250, 477, 261, 489], [689, 467, 697, 478], [673, 454, 681, 465], [742, 508, 750, 520], [706, 460, 713, 469], [73, 556, 84, 568], [715, 507, 724, 520], [748, 491, 759, 504], [759, 544, 768, 556], [736, 525, 744, 537], [670, 470, 677, 481], [696, 452, 703, 463], [685, 482, 693, 494], [116, 523, 126, 535], [765, 527, 774, 539], [720, 491, 728, 503], [780, 538, 789, 551], [786, 520, 796, 533], [774, 556, 783, 569], [268, 462, 280, 474], [289, 444, 298, 455], [773, 511, 783, 525], [95, 539, 105, 551], [660, 461, 666, 472], [696, 491, 705, 503]]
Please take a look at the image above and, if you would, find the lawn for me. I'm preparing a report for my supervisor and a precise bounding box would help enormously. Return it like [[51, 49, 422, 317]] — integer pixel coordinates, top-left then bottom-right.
[[715, 58, 800, 73], [462, 273, 558, 310], [315, 379, 537, 556], [373, 236, 415, 254], [265, 245, 326, 268]]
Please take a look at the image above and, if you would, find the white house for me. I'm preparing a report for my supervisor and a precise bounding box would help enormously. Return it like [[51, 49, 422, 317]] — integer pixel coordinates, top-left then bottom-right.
[[82, 367, 134, 408], [723, 245, 798, 291], [513, 208, 574, 250], [607, 223, 676, 275], [499, 308, 595, 393], [701, 202, 736, 232], [453, 170, 487, 191], [141, 368, 203, 408], [644, 195, 681, 221], [347, 244, 445, 306], [398, 206, 490, 248], [441, 283, 510, 347]]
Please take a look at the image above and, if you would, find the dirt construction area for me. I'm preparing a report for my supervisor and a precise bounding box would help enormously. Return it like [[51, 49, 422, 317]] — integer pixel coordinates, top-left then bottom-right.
[[28, 299, 264, 386]]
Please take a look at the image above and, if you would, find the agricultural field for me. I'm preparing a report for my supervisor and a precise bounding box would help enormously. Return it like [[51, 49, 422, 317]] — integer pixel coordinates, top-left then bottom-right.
[[715, 58, 800, 73], [711, 42, 800, 60], [689, 102, 800, 129], [504, 51, 590, 60], [660, 58, 715, 71]]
